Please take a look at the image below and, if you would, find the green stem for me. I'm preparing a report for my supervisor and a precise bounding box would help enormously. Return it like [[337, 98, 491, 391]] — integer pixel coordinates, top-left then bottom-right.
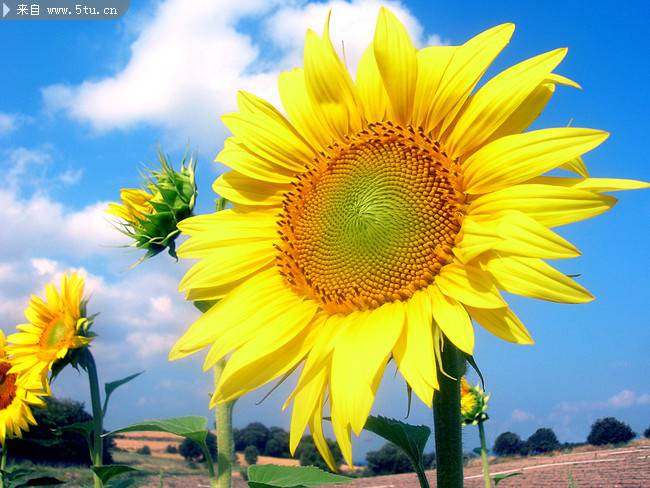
[[478, 421, 492, 488], [214, 358, 235, 488], [85, 350, 104, 488], [1, 442, 7, 488], [433, 338, 465, 488]]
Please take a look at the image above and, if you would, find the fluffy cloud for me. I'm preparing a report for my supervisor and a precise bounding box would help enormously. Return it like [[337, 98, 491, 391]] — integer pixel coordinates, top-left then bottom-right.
[[511, 409, 535, 423], [554, 389, 650, 415], [42, 0, 442, 149], [0, 113, 18, 135]]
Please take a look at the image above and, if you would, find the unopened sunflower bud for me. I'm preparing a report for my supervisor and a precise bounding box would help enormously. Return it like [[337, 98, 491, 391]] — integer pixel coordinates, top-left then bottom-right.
[[460, 377, 490, 426], [106, 151, 197, 261]]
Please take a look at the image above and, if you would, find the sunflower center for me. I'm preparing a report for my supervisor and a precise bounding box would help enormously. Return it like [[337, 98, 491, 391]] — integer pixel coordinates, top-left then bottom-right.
[[40, 317, 70, 350], [0, 362, 18, 410], [277, 122, 465, 313]]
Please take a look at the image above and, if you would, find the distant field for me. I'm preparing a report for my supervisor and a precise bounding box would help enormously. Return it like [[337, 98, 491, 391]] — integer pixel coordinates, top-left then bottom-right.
[[8, 436, 650, 487]]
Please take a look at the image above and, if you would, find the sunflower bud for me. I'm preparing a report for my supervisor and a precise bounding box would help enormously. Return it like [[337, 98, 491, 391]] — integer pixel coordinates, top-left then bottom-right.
[[106, 151, 197, 261], [460, 377, 490, 425]]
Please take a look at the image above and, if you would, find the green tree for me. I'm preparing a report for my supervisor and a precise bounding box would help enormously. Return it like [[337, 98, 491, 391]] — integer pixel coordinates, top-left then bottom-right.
[[179, 432, 217, 462], [493, 432, 525, 456], [264, 427, 290, 458], [587, 417, 635, 446], [244, 445, 259, 465], [137, 445, 151, 455], [526, 428, 560, 454], [644, 426, 650, 439], [366, 443, 413, 475], [234, 422, 269, 451], [165, 444, 178, 454], [8, 397, 114, 465]]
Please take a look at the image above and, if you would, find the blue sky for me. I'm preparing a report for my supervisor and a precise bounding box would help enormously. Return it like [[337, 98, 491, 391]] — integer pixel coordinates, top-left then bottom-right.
[[1, 0, 648, 461]]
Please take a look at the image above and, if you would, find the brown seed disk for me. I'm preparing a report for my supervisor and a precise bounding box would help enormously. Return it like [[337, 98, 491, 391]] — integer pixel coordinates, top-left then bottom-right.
[[276, 123, 465, 313]]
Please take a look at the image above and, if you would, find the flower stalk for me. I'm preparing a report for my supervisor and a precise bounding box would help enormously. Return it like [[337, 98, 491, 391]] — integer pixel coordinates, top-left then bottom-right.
[[1, 443, 7, 488], [213, 359, 234, 488], [478, 420, 492, 488], [433, 338, 466, 488], [84, 349, 104, 488]]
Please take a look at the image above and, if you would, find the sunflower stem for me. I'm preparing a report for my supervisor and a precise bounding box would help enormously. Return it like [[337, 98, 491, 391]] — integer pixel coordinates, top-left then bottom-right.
[[478, 421, 492, 488], [433, 339, 465, 488], [1, 442, 7, 488], [213, 359, 235, 488], [85, 350, 104, 488]]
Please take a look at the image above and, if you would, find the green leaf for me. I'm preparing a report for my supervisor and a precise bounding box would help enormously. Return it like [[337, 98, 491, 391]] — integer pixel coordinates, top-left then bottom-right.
[[92, 465, 137, 484], [464, 354, 485, 390], [193, 300, 218, 313], [107, 416, 212, 468], [103, 371, 144, 415], [363, 416, 431, 485], [15, 477, 65, 487], [107, 479, 138, 488], [56, 420, 94, 445], [247, 465, 351, 488], [494, 472, 523, 485]]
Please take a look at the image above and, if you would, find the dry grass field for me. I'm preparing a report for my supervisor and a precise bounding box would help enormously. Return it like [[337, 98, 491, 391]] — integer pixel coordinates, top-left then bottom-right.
[[8, 435, 650, 487]]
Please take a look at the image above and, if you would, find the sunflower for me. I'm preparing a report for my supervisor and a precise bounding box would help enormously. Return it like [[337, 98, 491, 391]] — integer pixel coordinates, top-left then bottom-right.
[[460, 377, 489, 425], [106, 152, 197, 260], [170, 8, 647, 467], [7, 272, 92, 384], [0, 331, 48, 445]]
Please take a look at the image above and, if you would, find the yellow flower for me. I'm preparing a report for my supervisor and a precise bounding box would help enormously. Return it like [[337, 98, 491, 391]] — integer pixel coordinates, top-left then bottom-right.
[[0, 331, 49, 445], [460, 377, 489, 425], [7, 272, 92, 385], [106, 152, 197, 260], [169, 8, 647, 468]]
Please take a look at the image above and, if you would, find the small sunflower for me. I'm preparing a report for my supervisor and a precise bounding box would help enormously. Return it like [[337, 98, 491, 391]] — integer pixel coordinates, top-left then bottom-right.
[[106, 151, 197, 260], [7, 272, 93, 384], [170, 8, 647, 467], [0, 331, 48, 445], [460, 377, 489, 425]]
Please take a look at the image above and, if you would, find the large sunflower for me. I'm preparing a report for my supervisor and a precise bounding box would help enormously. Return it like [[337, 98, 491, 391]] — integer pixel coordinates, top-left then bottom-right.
[[0, 331, 48, 445], [8, 272, 92, 384], [170, 8, 647, 467]]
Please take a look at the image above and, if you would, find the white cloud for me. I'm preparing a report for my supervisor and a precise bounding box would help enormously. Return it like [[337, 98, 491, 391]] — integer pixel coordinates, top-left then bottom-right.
[[42, 0, 442, 150], [511, 409, 534, 423], [553, 389, 650, 415], [0, 113, 18, 135]]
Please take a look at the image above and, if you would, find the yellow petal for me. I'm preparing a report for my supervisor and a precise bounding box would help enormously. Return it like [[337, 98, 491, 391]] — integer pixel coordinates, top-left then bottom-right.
[[436, 263, 506, 309], [356, 45, 389, 122], [447, 48, 568, 158], [559, 157, 589, 177], [290, 366, 328, 455], [216, 138, 299, 184], [392, 290, 437, 406], [412, 46, 456, 129], [428, 285, 474, 355], [468, 183, 617, 227], [169, 268, 287, 359], [212, 311, 319, 403], [177, 209, 278, 255], [373, 7, 417, 125], [330, 301, 404, 436], [427, 23, 515, 136], [304, 17, 361, 140], [179, 240, 275, 292], [485, 254, 593, 303], [222, 105, 314, 174], [485, 83, 555, 144], [213, 171, 288, 207], [279, 69, 335, 149], [463, 128, 609, 194], [459, 212, 580, 261], [528, 176, 650, 192], [309, 391, 339, 472], [466, 306, 533, 344]]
